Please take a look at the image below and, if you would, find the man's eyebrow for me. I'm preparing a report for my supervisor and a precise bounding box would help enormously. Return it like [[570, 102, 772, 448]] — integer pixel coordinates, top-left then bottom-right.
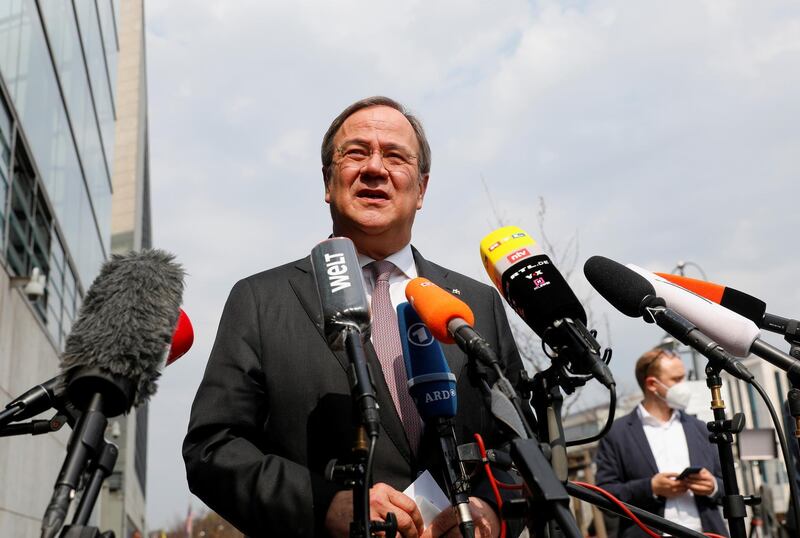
[[339, 138, 413, 151]]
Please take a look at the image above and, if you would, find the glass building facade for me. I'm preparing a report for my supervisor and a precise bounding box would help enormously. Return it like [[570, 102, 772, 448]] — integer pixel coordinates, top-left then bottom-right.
[[0, 0, 118, 347], [0, 3, 152, 536]]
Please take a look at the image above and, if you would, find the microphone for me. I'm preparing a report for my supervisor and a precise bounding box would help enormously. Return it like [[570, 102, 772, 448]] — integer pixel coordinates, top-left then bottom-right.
[[404, 277, 496, 368], [397, 303, 474, 538], [405, 278, 534, 439], [1, 310, 194, 429], [655, 272, 800, 350], [42, 249, 185, 538], [583, 256, 753, 382], [59, 249, 185, 414], [479, 226, 614, 388], [628, 265, 800, 384], [167, 309, 194, 365], [310, 237, 379, 438], [310, 237, 371, 348], [627, 265, 760, 358]]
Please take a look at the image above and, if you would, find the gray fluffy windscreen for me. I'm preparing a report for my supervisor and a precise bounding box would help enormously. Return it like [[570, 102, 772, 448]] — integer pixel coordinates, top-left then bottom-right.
[[60, 249, 185, 407]]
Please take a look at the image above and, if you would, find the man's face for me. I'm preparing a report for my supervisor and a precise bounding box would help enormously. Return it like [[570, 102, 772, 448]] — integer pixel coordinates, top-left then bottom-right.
[[324, 106, 428, 244], [648, 355, 686, 398]]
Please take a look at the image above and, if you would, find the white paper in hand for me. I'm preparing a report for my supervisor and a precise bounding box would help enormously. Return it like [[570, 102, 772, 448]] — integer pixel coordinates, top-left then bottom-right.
[[403, 470, 451, 527]]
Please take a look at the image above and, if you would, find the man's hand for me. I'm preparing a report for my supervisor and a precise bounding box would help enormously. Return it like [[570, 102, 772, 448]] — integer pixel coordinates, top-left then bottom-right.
[[684, 468, 717, 497], [651, 472, 689, 498], [421, 497, 500, 538], [325, 482, 424, 538]]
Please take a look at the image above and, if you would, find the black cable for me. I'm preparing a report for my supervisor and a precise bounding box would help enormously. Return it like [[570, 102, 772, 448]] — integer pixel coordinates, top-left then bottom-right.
[[365, 435, 377, 538], [750, 379, 800, 532], [565, 383, 616, 447]]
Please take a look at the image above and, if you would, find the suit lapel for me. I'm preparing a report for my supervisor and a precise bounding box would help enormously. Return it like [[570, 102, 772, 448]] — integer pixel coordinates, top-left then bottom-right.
[[627, 409, 660, 476], [288, 257, 349, 374], [413, 248, 468, 383], [289, 256, 414, 465]]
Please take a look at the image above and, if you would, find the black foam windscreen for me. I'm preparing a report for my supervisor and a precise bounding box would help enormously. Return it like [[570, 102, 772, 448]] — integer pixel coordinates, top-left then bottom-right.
[[60, 249, 185, 414], [721, 287, 767, 327], [583, 255, 655, 318]]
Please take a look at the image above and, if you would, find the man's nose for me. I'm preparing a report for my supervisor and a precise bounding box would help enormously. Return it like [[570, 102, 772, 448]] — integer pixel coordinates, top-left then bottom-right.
[[362, 150, 389, 177]]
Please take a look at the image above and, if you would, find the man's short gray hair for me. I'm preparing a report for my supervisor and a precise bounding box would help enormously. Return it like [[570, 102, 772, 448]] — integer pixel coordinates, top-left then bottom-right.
[[321, 96, 431, 181]]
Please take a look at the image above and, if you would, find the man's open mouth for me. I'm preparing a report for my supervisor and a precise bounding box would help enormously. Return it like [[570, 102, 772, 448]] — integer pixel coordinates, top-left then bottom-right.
[[357, 190, 389, 200]]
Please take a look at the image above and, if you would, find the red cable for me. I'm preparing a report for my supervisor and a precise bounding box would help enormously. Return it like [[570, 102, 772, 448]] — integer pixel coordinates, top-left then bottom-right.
[[473, 433, 507, 538], [573, 481, 661, 538], [572, 481, 728, 538]]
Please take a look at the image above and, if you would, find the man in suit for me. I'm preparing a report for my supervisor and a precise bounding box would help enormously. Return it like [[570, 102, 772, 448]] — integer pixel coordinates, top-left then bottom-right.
[[183, 96, 523, 537], [595, 348, 728, 538]]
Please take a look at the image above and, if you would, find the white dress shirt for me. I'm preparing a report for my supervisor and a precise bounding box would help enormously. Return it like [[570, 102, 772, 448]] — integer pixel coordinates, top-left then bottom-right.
[[637, 404, 704, 533]]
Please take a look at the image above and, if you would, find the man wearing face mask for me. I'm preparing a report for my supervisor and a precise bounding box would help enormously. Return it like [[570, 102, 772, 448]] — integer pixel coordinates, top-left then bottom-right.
[[595, 348, 728, 538]]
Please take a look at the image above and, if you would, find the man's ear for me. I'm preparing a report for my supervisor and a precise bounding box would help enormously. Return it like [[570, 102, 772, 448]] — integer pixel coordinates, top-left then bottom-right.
[[323, 166, 331, 203], [416, 173, 429, 210], [644, 376, 659, 395]]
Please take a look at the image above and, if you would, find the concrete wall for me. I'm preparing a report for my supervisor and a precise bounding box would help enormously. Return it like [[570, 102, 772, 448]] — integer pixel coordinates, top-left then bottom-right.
[[0, 267, 70, 537]]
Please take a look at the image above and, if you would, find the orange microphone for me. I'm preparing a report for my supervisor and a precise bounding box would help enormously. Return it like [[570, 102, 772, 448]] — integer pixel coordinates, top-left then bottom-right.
[[654, 273, 767, 327], [654, 273, 799, 344], [405, 278, 475, 344], [406, 277, 502, 371]]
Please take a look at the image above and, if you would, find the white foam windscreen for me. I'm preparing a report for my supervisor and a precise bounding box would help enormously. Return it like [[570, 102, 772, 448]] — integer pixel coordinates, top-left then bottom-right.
[[626, 264, 760, 357]]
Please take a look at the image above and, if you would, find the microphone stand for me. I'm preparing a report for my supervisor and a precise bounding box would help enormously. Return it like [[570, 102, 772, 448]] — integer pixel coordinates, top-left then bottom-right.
[[462, 353, 582, 538], [325, 328, 397, 538], [643, 299, 751, 538], [704, 361, 749, 538], [517, 357, 593, 538]]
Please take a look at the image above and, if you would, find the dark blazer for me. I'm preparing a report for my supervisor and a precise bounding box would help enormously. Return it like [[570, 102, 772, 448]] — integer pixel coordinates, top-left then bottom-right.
[[183, 248, 523, 537], [595, 408, 728, 538]]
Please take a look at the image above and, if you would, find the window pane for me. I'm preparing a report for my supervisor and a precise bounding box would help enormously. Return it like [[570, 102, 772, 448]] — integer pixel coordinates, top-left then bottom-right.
[[40, 1, 112, 242], [96, 0, 118, 97], [74, 0, 115, 167], [0, 1, 109, 289]]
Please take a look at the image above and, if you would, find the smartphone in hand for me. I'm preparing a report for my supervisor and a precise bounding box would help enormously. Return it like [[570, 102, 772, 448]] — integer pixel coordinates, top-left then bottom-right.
[[676, 466, 703, 480]]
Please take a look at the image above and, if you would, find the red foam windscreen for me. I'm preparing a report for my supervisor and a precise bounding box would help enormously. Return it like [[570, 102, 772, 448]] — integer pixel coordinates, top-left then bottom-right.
[[167, 308, 194, 365]]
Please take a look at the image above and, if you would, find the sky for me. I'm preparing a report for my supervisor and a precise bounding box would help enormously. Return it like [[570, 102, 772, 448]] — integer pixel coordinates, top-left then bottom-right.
[[143, 0, 800, 530]]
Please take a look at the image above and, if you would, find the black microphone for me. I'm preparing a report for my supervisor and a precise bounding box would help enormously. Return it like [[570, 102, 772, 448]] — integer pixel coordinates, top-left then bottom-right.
[[583, 256, 753, 382], [479, 226, 615, 388], [310, 237, 379, 438], [42, 249, 185, 538], [310, 237, 371, 348], [397, 302, 474, 538]]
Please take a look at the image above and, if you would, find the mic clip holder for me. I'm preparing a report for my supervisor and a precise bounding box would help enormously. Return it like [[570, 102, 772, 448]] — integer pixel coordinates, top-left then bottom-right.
[[539, 318, 613, 392], [325, 459, 398, 538], [0, 413, 69, 437]]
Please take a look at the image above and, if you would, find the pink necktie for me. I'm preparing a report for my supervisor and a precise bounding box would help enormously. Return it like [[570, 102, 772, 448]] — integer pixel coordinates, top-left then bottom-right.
[[368, 260, 422, 452]]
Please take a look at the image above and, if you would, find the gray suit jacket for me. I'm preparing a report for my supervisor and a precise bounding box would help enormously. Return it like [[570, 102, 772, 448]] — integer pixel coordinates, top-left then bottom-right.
[[183, 247, 523, 536]]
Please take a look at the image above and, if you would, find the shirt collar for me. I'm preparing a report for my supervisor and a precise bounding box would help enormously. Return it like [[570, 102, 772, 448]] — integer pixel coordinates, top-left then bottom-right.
[[357, 243, 417, 280], [637, 402, 679, 427]]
